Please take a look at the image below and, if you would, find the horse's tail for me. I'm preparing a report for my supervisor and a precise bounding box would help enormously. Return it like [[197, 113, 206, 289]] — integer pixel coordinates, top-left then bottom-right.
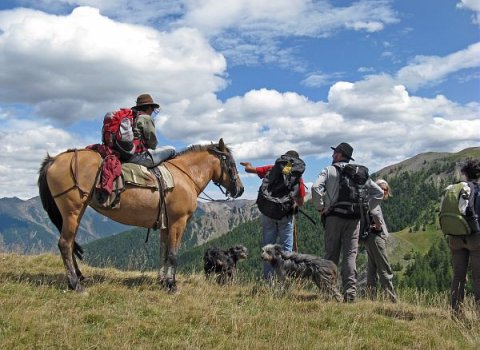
[[37, 154, 84, 260]]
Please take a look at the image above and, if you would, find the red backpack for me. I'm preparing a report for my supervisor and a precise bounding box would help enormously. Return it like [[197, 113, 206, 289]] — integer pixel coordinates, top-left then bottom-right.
[[102, 108, 136, 158]]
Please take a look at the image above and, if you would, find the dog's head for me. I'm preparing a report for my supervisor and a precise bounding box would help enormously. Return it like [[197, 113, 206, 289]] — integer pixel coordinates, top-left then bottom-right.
[[228, 245, 248, 260], [260, 244, 283, 262]]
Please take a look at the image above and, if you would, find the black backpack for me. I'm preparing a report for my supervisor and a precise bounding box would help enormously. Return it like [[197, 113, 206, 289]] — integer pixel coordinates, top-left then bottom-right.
[[256, 154, 306, 220], [331, 163, 370, 219]]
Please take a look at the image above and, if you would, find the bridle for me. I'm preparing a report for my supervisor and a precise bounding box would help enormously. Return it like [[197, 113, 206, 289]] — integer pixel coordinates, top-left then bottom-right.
[[209, 148, 240, 199]]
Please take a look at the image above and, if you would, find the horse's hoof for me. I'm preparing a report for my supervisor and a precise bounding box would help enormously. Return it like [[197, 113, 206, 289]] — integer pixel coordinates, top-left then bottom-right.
[[163, 278, 177, 293], [75, 284, 88, 295]]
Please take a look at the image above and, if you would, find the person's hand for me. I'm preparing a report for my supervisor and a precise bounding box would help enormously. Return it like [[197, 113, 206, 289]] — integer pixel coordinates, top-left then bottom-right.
[[240, 162, 255, 173]]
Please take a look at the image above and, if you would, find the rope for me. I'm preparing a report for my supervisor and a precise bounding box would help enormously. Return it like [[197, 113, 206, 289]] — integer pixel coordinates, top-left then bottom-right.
[[52, 149, 92, 199]]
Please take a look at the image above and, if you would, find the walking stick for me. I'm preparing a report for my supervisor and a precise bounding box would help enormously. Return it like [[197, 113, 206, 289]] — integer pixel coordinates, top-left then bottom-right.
[[293, 214, 298, 252]]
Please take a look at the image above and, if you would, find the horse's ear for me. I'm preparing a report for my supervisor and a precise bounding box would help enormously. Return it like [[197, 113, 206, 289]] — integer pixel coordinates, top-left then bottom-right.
[[218, 138, 225, 151]]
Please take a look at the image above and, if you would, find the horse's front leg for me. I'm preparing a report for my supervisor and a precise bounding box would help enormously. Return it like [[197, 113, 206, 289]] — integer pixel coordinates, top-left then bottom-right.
[[158, 228, 169, 285], [162, 217, 188, 293]]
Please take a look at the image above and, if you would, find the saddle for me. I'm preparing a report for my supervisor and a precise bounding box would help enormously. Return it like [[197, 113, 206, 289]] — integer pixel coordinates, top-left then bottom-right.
[[92, 162, 175, 227]]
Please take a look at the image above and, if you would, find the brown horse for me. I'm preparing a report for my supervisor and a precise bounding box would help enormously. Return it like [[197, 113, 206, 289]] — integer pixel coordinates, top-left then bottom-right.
[[38, 138, 244, 293]]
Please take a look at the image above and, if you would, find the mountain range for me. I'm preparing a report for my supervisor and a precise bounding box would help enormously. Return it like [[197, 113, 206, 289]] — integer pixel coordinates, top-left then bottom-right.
[[0, 193, 259, 254], [0, 146, 478, 259], [0, 197, 129, 253]]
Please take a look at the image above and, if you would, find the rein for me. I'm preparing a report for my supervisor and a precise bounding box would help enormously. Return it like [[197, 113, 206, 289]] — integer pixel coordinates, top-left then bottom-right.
[[164, 160, 217, 201], [164, 149, 236, 202]]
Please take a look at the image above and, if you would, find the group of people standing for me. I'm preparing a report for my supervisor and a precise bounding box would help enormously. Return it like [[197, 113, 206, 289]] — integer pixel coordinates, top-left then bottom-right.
[[241, 142, 398, 303]]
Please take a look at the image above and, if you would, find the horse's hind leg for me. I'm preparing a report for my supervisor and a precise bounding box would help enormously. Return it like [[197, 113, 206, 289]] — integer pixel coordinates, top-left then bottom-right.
[[73, 256, 84, 282], [58, 211, 86, 292]]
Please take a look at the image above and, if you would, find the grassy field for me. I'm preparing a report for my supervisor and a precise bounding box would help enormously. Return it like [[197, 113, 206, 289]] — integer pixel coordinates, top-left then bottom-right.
[[0, 253, 479, 349], [388, 225, 442, 268]]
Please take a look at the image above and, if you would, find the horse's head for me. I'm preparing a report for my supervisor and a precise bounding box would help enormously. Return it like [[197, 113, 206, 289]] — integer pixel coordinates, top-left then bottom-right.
[[210, 138, 244, 198]]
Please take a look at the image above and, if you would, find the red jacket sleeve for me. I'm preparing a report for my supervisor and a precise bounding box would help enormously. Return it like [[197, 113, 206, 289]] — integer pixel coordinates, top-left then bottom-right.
[[255, 165, 273, 178]]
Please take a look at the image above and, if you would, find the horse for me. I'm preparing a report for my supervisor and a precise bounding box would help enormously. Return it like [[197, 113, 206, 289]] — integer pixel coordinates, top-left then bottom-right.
[[37, 138, 244, 293]]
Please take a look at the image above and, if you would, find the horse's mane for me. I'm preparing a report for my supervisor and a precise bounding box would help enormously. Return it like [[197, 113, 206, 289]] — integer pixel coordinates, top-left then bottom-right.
[[175, 143, 231, 157]]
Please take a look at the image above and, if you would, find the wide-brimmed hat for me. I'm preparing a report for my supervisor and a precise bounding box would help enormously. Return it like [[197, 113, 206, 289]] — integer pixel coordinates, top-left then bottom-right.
[[330, 142, 355, 161], [132, 94, 160, 110]]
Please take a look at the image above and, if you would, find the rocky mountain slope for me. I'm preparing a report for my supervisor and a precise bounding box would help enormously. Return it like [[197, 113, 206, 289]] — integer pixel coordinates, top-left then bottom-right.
[[0, 195, 258, 254], [182, 199, 259, 247], [0, 196, 129, 253]]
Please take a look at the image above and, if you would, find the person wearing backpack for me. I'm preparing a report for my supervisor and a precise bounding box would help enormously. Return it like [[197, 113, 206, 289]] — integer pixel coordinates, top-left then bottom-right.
[[127, 93, 176, 167], [311, 142, 383, 302], [240, 150, 306, 280], [444, 159, 480, 315], [363, 179, 397, 303]]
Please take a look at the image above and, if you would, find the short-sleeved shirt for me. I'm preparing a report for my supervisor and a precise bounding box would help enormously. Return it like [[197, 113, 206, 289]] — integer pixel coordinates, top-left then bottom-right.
[[256, 165, 306, 199]]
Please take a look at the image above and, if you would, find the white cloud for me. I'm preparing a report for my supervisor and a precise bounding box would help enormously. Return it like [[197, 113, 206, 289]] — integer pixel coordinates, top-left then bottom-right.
[[301, 72, 343, 88], [0, 119, 84, 199], [0, 6, 226, 123], [159, 76, 479, 167], [396, 42, 480, 90], [457, 0, 480, 12], [20, 1, 398, 67], [176, 0, 398, 66], [345, 21, 384, 32]]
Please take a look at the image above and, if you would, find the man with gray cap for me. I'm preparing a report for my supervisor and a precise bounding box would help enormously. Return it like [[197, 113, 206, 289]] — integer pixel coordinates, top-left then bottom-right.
[[312, 142, 383, 302], [128, 93, 175, 167]]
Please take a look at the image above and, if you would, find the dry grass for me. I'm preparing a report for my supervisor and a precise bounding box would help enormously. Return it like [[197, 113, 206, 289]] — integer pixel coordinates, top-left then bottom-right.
[[0, 253, 479, 349]]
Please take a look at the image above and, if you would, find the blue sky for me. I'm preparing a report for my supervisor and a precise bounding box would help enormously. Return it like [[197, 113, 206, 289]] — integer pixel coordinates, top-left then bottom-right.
[[0, 0, 478, 200]]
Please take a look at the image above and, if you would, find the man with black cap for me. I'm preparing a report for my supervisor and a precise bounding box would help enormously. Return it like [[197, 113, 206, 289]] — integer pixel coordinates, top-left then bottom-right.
[[311, 142, 383, 302], [127, 93, 175, 167]]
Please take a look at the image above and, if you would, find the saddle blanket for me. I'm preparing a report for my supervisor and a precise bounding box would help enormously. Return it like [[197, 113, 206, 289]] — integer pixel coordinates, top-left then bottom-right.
[[92, 163, 174, 210], [122, 163, 175, 190]]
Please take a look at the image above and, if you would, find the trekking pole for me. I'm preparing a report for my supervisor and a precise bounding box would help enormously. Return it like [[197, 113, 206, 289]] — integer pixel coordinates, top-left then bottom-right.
[[293, 215, 298, 252]]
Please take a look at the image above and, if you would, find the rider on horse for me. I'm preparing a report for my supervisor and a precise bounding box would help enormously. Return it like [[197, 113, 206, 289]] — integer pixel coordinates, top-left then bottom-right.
[[126, 93, 176, 168]]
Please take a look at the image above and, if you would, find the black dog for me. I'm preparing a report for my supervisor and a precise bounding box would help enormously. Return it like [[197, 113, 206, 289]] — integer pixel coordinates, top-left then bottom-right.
[[261, 244, 341, 301], [204, 245, 248, 284]]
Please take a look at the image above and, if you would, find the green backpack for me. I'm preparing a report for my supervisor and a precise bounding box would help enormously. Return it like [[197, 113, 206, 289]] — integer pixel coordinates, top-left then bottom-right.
[[439, 182, 473, 236]]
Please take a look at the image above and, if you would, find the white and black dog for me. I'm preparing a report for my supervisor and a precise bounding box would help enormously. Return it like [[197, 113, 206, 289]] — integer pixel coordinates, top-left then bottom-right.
[[261, 244, 341, 301], [204, 245, 248, 284]]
